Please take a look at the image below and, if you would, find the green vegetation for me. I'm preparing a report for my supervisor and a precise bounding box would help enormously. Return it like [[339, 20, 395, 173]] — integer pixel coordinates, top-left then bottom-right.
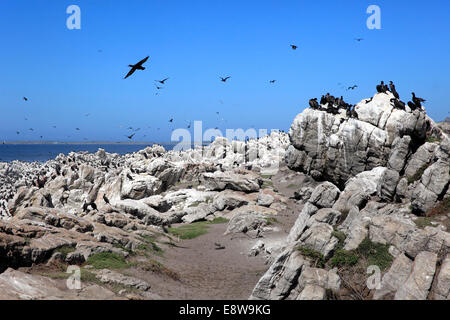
[[355, 238, 393, 271], [260, 174, 274, 179], [188, 201, 202, 208], [427, 197, 450, 217], [168, 222, 209, 239], [331, 230, 347, 246], [287, 184, 298, 189], [426, 136, 441, 143], [86, 252, 129, 270], [54, 245, 76, 258], [297, 246, 326, 268], [139, 260, 179, 280], [168, 217, 229, 240], [138, 235, 164, 256], [414, 216, 434, 229], [261, 180, 274, 189], [264, 217, 279, 225], [407, 162, 432, 184], [209, 217, 229, 224], [330, 249, 359, 268]]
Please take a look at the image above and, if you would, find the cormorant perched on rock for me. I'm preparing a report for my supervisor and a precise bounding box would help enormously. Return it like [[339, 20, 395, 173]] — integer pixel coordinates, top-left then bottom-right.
[[412, 92, 426, 107], [309, 98, 319, 110], [126, 173, 133, 180], [320, 95, 327, 105], [377, 81, 389, 93], [365, 97, 373, 104], [389, 81, 399, 99], [103, 194, 110, 204], [408, 101, 418, 110], [390, 98, 405, 110], [82, 201, 98, 212]]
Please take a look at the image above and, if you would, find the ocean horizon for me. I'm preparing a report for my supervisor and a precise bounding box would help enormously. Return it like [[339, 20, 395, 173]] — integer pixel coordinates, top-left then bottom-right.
[[0, 143, 177, 163]]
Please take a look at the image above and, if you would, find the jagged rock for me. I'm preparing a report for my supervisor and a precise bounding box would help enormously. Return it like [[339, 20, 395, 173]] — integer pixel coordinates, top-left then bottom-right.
[[120, 175, 163, 200], [257, 193, 274, 207], [212, 191, 251, 211], [93, 269, 150, 291], [250, 245, 309, 300], [404, 143, 438, 178], [307, 208, 341, 227], [298, 223, 339, 258], [308, 182, 340, 209], [377, 169, 400, 201], [293, 186, 314, 203], [287, 93, 428, 187], [12, 207, 94, 233], [225, 205, 276, 237], [202, 171, 262, 192], [295, 267, 341, 300], [286, 202, 318, 243], [434, 254, 450, 300], [0, 268, 117, 300], [395, 251, 437, 300], [114, 199, 168, 226], [387, 136, 411, 172], [333, 167, 391, 214], [373, 254, 413, 300], [181, 203, 215, 224], [248, 240, 265, 257]]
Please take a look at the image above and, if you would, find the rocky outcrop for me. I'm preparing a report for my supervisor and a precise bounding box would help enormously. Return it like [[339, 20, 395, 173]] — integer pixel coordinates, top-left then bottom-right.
[[286, 93, 430, 187]]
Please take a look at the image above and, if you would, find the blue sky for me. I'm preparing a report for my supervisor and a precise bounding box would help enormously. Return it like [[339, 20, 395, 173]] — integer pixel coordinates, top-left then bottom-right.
[[0, 0, 449, 142]]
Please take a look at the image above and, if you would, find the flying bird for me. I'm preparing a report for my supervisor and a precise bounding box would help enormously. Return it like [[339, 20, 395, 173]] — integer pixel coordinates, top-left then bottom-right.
[[76, 128, 80, 131], [220, 76, 231, 82], [169, 118, 173, 123], [270, 80, 276, 84], [126, 133, 135, 140], [347, 85, 358, 90], [124, 56, 149, 79], [156, 78, 169, 84], [290, 44, 298, 50], [354, 38, 364, 42], [155, 84, 164, 90], [23, 97, 28, 101]]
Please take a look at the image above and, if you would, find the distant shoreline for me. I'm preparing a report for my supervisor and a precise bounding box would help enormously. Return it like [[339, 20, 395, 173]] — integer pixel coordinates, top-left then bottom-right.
[[0, 141, 179, 145]]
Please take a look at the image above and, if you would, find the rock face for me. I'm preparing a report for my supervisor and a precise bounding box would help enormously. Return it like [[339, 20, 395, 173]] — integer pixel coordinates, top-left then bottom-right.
[[0, 268, 118, 300], [251, 92, 449, 301], [286, 93, 430, 187]]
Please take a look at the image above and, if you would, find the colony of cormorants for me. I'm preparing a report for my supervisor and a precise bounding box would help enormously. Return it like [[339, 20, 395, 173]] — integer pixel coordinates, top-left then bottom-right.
[[309, 81, 427, 117], [309, 94, 358, 118]]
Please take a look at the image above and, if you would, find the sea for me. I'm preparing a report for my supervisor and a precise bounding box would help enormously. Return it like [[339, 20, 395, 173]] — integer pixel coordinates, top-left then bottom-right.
[[0, 144, 178, 163]]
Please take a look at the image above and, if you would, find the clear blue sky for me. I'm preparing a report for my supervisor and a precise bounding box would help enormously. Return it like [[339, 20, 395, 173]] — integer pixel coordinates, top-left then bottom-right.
[[0, 0, 449, 142]]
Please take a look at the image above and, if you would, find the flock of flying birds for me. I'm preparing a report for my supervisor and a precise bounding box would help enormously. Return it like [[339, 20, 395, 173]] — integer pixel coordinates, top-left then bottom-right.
[[14, 38, 373, 142]]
